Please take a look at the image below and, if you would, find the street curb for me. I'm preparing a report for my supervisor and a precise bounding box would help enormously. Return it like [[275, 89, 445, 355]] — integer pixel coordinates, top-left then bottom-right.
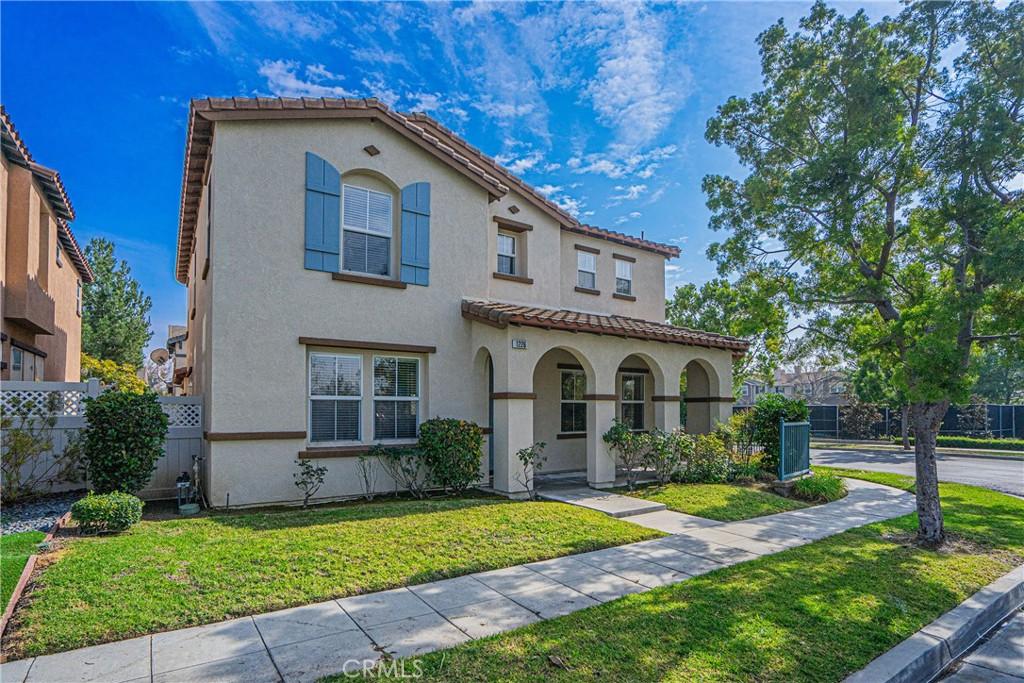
[[812, 445, 1024, 462], [844, 564, 1024, 683]]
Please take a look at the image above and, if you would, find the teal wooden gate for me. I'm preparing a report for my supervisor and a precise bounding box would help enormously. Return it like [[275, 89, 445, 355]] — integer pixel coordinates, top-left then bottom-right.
[[779, 419, 811, 480]]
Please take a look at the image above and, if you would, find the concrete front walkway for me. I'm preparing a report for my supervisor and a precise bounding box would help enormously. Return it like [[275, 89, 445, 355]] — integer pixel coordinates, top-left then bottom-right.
[[1, 479, 915, 683]]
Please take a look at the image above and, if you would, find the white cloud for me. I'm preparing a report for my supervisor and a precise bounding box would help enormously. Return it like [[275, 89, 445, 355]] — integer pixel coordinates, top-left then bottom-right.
[[571, 145, 677, 179], [629, 211, 641, 218], [306, 64, 342, 82], [553, 195, 583, 216], [535, 184, 562, 196], [611, 184, 648, 201], [258, 60, 354, 98], [247, 3, 335, 41]]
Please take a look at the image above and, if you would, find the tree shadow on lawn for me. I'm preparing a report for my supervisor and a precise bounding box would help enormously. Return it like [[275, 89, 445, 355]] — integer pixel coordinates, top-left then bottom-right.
[[415, 526, 1014, 682]]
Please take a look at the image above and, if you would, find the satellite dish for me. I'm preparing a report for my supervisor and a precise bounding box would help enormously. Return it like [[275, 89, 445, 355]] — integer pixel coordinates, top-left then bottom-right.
[[150, 348, 170, 364]]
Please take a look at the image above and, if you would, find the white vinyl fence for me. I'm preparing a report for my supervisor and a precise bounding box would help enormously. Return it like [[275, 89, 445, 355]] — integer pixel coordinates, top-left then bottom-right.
[[1, 380, 202, 500]]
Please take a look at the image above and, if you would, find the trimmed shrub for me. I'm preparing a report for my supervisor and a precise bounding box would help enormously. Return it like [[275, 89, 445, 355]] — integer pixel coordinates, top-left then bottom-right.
[[418, 418, 484, 494], [372, 445, 429, 499], [71, 491, 143, 533], [82, 391, 168, 494], [729, 461, 763, 484], [678, 433, 731, 484], [750, 394, 809, 474], [603, 419, 648, 490], [646, 429, 689, 485], [792, 473, 847, 503]]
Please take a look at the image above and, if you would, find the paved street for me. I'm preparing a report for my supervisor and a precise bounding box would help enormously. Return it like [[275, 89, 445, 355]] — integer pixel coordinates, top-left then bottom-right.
[[812, 448, 1024, 498], [941, 609, 1023, 682]]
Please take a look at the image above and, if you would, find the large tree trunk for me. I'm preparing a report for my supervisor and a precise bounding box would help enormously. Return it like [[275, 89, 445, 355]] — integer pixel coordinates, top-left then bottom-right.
[[901, 405, 911, 450], [910, 401, 948, 546]]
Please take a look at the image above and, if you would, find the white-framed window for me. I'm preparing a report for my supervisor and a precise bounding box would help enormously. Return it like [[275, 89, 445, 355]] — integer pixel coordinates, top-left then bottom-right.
[[620, 373, 644, 430], [497, 233, 516, 275], [10, 347, 44, 382], [56, 245, 63, 268], [342, 184, 393, 276], [577, 251, 596, 289], [560, 370, 587, 433], [76, 281, 82, 316], [615, 259, 632, 295], [374, 356, 419, 440], [309, 353, 362, 443], [11, 347, 23, 376]]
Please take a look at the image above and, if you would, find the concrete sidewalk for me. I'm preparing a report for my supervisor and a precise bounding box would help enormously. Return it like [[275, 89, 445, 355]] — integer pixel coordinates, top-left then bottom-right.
[[1, 479, 916, 683]]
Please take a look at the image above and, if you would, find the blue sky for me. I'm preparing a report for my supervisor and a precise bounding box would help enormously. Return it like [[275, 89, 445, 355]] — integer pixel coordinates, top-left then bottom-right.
[[1, 1, 898, 354]]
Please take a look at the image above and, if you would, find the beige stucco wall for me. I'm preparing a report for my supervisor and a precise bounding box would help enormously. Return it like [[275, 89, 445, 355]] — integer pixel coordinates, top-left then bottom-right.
[[1, 161, 83, 381], [559, 235, 665, 322], [186, 117, 731, 506]]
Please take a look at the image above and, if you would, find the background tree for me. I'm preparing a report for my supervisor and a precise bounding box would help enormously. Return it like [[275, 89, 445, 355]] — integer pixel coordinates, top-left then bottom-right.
[[666, 273, 788, 391], [82, 238, 153, 368], [849, 355, 912, 448], [703, 1, 1023, 545], [971, 343, 1024, 404]]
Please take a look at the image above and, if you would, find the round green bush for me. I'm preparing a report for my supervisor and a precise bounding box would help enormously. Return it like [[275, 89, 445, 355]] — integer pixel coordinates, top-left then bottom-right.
[[677, 433, 731, 483], [71, 491, 143, 533], [417, 418, 483, 494], [792, 472, 847, 503], [82, 390, 168, 494]]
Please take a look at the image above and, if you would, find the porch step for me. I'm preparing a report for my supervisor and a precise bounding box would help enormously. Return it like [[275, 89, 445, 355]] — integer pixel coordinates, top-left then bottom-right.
[[538, 488, 667, 519]]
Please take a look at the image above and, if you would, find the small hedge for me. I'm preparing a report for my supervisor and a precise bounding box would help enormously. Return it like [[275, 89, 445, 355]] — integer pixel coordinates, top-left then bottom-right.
[[71, 492, 143, 533], [792, 473, 847, 503], [904, 435, 1024, 452], [417, 418, 483, 494]]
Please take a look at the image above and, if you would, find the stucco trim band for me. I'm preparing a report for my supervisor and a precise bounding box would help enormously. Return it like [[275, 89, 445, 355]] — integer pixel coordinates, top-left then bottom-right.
[[683, 396, 736, 403], [491, 392, 537, 400], [206, 431, 307, 441]]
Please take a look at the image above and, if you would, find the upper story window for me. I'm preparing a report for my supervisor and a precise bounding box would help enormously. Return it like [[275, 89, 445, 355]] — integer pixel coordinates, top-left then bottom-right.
[[497, 233, 517, 275], [343, 184, 392, 276], [620, 373, 645, 430], [577, 252, 596, 289], [373, 356, 419, 440], [309, 353, 362, 443], [56, 245, 63, 268], [76, 281, 82, 316], [615, 259, 633, 295]]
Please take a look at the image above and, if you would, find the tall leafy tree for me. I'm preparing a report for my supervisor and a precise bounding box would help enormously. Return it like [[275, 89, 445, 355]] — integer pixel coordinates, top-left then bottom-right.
[[82, 238, 153, 368], [666, 274, 788, 391], [971, 343, 1024, 404], [704, 1, 1022, 545]]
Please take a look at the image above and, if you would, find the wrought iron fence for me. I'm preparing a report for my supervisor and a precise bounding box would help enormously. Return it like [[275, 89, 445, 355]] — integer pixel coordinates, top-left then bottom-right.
[[779, 419, 811, 480]]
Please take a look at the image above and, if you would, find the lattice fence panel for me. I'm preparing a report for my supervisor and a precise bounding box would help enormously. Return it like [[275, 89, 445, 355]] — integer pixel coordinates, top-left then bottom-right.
[[0, 387, 87, 417], [162, 401, 202, 428]]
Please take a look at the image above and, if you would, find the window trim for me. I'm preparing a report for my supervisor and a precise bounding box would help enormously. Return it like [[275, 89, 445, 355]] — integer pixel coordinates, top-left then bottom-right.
[[308, 352, 362, 445], [342, 183, 394, 277], [620, 372, 645, 431], [372, 354, 421, 441], [559, 369, 587, 435], [577, 251, 597, 290], [614, 258, 633, 296]]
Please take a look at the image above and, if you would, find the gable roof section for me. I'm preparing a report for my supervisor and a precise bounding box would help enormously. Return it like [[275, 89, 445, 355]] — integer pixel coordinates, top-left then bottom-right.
[[176, 97, 680, 282], [1, 106, 93, 283], [461, 298, 749, 353]]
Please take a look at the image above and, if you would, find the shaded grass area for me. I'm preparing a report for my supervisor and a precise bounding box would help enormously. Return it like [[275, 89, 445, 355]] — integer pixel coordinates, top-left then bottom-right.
[[5, 496, 660, 658], [398, 479, 1024, 682], [623, 483, 810, 521], [1, 532, 45, 608]]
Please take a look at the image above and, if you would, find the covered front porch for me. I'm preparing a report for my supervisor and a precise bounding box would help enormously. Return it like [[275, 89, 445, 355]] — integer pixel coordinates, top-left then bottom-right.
[[461, 299, 748, 496]]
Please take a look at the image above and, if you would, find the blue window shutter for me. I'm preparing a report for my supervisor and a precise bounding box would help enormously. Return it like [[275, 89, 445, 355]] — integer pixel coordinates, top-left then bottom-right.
[[400, 182, 430, 286], [304, 152, 340, 272]]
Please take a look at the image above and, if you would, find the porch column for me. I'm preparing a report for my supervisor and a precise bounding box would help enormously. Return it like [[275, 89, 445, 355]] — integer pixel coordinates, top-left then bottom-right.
[[709, 399, 733, 428], [490, 394, 534, 497], [654, 395, 681, 432], [586, 397, 617, 488]]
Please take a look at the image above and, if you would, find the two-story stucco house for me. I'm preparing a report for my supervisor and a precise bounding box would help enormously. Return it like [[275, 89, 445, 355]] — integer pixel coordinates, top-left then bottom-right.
[[1, 107, 94, 382], [174, 97, 748, 507]]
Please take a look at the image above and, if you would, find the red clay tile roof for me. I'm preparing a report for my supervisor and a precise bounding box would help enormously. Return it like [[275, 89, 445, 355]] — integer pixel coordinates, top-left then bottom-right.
[[461, 298, 749, 353], [176, 97, 680, 282], [1, 106, 93, 282]]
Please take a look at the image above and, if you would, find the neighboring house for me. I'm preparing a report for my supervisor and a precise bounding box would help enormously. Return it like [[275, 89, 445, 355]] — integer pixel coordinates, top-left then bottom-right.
[[736, 366, 849, 406], [1, 107, 94, 382], [174, 97, 748, 507], [166, 324, 188, 394]]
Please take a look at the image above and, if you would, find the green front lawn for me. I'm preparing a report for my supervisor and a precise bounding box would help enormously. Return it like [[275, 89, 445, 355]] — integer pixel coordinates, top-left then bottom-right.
[[623, 483, 810, 521], [4, 495, 660, 658], [1, 532, 45, 609], [400, 477, 1024, 682]]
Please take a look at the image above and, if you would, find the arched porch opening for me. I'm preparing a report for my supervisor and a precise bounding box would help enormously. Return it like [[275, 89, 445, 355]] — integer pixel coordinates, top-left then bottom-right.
[[682, 359, 720, 434], [614, 354, 658, 434], [531, 346, 595, 478]]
